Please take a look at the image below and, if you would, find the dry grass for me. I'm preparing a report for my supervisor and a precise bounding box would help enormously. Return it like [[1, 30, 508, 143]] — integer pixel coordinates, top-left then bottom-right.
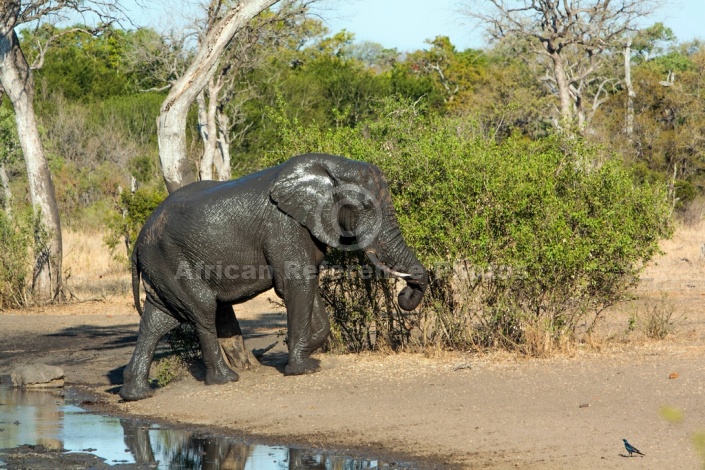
[[588, 219, 705, 346], [638, 219, 705, 293], [63, 230, 130, 299]]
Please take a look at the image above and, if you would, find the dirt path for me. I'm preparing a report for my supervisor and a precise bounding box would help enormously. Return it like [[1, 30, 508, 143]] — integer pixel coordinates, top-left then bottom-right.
[[2, 227, 705, 468]]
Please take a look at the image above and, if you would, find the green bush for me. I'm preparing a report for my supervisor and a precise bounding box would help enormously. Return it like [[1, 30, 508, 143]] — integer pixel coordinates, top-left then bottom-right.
[[0, 209, 36, 309], [267, 97, 673, 354], [104, 186, 166, 263], [153, 323, 202, 387]]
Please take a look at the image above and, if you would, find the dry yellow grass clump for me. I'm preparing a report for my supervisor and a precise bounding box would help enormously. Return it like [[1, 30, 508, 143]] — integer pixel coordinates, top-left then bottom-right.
[[62, 230, 130, 299], [638, 220, 705, 295]]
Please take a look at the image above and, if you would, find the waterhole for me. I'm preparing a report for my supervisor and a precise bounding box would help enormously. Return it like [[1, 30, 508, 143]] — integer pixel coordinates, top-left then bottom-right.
[[0, 385, 413, 469]]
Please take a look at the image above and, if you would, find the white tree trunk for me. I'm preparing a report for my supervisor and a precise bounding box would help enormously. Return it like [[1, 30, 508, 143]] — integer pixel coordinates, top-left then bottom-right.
[[196, 90, 213, 180], [0, 24, 62, 301], [0, 162, 11, 214], [624, 37, 635, 137], [552, 53, 574, 130], [215, 109, 231, 181], [157, 0, 279, 192], [197, 80, 220, 181]]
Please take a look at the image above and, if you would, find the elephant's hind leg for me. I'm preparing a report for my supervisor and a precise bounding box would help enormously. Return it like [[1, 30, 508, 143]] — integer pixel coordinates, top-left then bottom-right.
[[169, 283, 240, 386], [120, 301, 180, 401]]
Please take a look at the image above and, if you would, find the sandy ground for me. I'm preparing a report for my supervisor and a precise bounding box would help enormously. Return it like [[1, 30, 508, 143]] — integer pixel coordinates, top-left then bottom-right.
[[2, 227, 705, 468]]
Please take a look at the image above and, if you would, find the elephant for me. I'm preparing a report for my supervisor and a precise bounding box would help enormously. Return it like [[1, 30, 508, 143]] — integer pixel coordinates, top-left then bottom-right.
[[119, 153, 427, 401]]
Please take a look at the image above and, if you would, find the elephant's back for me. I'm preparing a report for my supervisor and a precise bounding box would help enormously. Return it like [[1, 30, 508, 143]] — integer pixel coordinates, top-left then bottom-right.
[[134, 169, 283, 266]]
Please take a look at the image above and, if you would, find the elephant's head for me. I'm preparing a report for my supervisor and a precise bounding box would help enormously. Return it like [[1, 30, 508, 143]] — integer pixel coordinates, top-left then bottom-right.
[[270, 153, 427, 311]]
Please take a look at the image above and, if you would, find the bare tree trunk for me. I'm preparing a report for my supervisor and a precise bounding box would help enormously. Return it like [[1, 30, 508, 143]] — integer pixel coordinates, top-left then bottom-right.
[[197, 80, 220, 181], [0, 161, 11, 214], [215, 109, 231, 181], [0, 21, 62, 301], [196, 90, 214, 180], [552, 53, 574, 130], [624, 37, 635, 138], [157, 0, 279, 193]]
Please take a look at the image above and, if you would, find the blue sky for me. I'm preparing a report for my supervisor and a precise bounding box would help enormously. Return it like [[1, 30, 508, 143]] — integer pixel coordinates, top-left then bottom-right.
[[124, 0, 704, 52]]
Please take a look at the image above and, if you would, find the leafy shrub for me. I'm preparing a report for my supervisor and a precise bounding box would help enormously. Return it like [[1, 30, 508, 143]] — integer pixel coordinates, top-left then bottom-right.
[[104, 186, 166, 262], [0, 209, 36, 309], [319, 251, 413, 352], [152, 323, 202, 386], [267, 97, 673, 354], [153, 355, 189, 388]]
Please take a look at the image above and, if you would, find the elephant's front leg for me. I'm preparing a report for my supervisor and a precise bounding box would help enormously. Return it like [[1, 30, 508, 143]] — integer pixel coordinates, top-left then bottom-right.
[[283, 282, 324, 376], [309, 292, 330, 352], [193, 317, 240, 386]]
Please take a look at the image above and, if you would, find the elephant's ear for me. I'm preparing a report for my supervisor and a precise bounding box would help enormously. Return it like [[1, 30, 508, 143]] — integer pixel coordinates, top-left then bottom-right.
[[270, 155, 340, 246]]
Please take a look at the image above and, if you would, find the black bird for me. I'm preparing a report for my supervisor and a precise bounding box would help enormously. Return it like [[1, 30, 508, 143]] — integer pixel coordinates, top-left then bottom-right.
[[623, 439, 645, 457]]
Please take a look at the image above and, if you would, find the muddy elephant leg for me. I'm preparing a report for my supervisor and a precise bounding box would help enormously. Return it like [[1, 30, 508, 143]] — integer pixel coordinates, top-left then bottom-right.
[[120, 301, 179, 401], [196, 321, 240, 385], [282, 282, 322, 376], [216, 303, 258, 371], [187, 299, 240, 386], [308, 291, 330, 352]]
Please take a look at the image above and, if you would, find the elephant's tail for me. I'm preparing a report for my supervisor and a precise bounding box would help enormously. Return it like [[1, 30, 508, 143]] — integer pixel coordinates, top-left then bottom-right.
[[131, 248, 143, 316]]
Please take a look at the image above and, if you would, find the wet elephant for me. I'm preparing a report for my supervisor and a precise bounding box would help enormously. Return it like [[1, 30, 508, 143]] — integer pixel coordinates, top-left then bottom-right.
[[120, 153, 427, 401]]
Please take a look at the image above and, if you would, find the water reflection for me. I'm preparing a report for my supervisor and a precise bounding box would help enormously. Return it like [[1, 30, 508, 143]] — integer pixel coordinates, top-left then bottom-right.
[[0, 386, 412, 469]]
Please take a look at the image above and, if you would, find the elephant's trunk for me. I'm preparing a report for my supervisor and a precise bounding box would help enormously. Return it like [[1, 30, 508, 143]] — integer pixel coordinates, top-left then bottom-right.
[[364, 226, 427, 311], [396, 273, 427, 311]]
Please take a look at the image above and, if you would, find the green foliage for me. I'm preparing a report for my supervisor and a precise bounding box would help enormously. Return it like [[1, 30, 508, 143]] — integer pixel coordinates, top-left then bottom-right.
[[632, 23, 676, 62], [33, 87, 163, 229], [97, 93, 164, 147], [694, 431, 705, 468], [153, 355, 189, 388], [26, 26, 133, 100], [0, 209, 36, 309], [401, 36, 488, 112], [0, 104, 21, 166], [129, 156, 157, 185], [2, 17, 683, 357], [268, 97, 672, 354], [660, 405, 684, 424], [593, 39, 705, 217], [105, 187, 166, 262], [152, 323, 203, 387]]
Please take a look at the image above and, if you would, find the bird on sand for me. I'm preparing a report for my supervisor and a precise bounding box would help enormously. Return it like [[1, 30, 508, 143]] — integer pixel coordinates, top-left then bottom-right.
[[623, 439, 645, 457]]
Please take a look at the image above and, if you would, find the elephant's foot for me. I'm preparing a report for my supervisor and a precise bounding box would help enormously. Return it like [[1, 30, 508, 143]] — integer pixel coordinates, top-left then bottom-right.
[[205, 365, 240, 385], [285, 357, 321, 376], [119, 380, 153, 401]]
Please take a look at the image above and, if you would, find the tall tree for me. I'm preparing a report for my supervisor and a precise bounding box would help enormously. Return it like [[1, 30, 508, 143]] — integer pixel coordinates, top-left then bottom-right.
[[624, 23, 677, 137], [196, 3, 311, 181], [157, 0, 285, 192], [0, 1, 124, 301], [402, 36, 487, 112], [464, 0, 660, 133]]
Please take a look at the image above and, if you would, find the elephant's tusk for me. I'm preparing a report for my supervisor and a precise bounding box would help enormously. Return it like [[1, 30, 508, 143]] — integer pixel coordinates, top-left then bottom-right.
[[365, 251, 413, 279]]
